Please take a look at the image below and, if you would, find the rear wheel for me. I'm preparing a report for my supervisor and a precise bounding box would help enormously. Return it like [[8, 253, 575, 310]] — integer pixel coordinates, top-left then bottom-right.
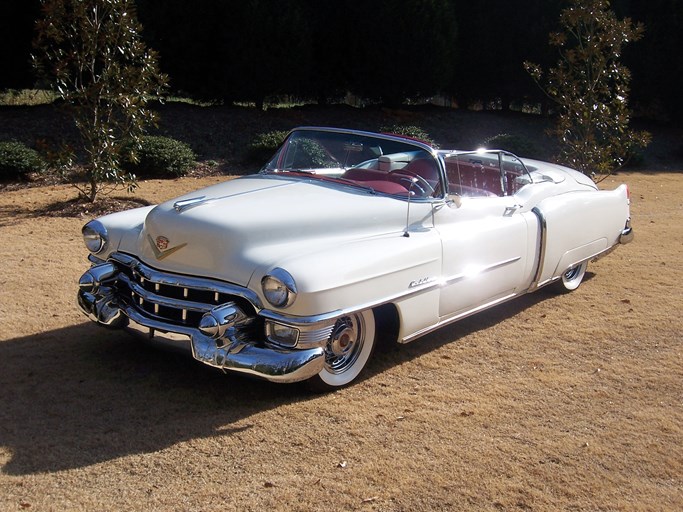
[[307, 309, 376, 391], [552, 261, 588, 293]]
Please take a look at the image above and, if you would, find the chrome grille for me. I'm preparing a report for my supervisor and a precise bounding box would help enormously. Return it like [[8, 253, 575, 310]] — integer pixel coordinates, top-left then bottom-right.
[[109, 253, 260, 328], [118, 273, 218, 325]]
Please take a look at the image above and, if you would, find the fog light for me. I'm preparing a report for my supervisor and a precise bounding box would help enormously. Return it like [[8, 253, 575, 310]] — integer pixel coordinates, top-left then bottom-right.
[[266, 321, 299, 347]]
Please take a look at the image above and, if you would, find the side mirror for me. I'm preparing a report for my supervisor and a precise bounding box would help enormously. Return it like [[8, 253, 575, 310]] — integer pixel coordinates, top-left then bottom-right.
[[447, 195, 462, 209]]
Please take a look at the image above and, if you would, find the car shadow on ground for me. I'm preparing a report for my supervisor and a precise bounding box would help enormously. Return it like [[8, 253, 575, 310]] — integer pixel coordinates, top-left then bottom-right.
[[0, 281, 575, 476], [361, 276, 595, 381]]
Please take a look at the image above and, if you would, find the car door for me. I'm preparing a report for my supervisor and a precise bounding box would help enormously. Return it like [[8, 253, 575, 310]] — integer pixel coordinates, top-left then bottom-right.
[[435, 152, 531, 319]]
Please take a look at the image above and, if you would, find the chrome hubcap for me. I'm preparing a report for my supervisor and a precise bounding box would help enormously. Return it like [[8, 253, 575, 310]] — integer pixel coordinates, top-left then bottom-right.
[[564, 265, 580, 281], [325, 314, 364, 374]]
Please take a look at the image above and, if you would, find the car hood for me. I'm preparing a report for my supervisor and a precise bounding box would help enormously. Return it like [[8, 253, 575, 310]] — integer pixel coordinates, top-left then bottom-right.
[[120, 174, 422, 287]]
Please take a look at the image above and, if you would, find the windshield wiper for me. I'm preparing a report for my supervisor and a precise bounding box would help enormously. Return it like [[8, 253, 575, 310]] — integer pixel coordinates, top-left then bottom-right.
[[262, 168, 316, 175], [264, 169, 376, 194], [334, 177, 376, 194]]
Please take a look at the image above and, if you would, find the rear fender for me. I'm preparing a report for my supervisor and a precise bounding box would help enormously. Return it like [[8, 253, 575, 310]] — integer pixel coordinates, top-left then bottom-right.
[[533, 184, 630, 286]]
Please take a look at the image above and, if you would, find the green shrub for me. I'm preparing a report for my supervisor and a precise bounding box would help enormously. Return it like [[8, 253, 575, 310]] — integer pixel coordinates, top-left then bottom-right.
[[623, 144, 647, 168], [483, 133, 538, 157], [246, 130, 288, 162], [123, 136, 195, 178], [288, 137, 337, 169], [0, 141, 46, 180], [380, 125, 437, 148]]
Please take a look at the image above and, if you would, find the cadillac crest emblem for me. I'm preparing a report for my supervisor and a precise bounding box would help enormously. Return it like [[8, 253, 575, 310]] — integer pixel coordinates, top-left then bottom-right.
[[156, 236, 170, 251], [147, 234, 187, 260]]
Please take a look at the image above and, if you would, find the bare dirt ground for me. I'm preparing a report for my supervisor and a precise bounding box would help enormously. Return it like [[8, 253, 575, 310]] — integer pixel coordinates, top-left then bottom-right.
[[1, 106, 682, 511], [0, 172, 681, 511]]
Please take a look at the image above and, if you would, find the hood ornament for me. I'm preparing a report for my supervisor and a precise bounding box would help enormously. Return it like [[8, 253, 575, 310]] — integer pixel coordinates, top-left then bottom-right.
[[174, 196, 207, 212], [148, 235, 187, 260]]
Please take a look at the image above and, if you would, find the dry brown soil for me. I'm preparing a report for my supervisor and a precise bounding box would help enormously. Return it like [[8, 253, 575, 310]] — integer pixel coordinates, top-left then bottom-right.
[[1, 169, 682, 510]]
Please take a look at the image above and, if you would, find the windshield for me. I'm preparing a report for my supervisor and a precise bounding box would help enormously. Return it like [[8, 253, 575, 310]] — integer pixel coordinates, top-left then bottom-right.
[[262, 128, 441, 198]]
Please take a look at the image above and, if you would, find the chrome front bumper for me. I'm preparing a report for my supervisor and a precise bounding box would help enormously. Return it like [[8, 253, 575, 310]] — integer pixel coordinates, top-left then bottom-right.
[[77, 264, 325, 383]]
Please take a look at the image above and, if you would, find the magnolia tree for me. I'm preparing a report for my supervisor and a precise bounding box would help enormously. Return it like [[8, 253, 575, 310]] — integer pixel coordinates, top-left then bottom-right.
[[524, 0, 650, 180], [33, 0, 168, 202]]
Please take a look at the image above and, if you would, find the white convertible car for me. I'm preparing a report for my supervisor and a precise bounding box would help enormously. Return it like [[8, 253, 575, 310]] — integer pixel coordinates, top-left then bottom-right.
[[78, 127, 633, 389]]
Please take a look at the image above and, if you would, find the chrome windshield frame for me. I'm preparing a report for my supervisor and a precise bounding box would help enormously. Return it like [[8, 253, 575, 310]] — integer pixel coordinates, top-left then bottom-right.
[[260, 126, 448, 201]]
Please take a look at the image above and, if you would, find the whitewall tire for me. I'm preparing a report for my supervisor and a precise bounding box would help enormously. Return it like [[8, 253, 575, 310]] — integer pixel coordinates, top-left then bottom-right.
[[553, 261, 588, 293], [307, 309, 376, 391]]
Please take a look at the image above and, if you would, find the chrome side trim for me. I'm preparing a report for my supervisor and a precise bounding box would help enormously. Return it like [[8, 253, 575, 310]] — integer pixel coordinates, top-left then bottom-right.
[[528, 206, 547, 291], [590, 244, 620, 263], [260, 309, 345, 327], [259, 278, 441, 328], [262, 257, 521, 329], [529, 216, 633, 290], [440, 256, 521, 287]]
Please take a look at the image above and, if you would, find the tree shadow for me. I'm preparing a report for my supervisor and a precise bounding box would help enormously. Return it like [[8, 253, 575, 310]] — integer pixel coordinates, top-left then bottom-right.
[[0, 282, 568, 476]]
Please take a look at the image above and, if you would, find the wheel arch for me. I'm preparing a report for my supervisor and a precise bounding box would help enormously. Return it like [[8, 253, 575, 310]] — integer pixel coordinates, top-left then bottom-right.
[[373, 302, 401, 348]]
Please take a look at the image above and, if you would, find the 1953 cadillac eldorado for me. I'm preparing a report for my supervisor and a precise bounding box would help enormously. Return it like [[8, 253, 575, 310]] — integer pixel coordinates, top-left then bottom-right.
[[77, 127, 633, 390]]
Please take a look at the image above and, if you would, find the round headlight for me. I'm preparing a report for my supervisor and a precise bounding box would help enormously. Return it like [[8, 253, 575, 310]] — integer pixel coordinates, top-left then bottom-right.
[[261, 268, 297, 308], [82, 220, 108, 254]]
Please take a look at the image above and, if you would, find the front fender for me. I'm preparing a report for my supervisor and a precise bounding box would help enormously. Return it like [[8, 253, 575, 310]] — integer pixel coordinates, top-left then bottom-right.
[[88, 206, 155, 261], [251, 229, 442, 318]]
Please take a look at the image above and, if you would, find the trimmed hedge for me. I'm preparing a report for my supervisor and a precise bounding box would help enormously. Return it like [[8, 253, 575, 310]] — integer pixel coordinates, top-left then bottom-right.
[[380, 125, 437, 148], [246, 130, 288, 163], [123, 136, 195, 178], [0, 141, 46, 180]]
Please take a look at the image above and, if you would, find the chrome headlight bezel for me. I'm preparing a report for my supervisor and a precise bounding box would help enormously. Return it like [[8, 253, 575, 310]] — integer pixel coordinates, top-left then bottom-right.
[[261, 268, 297, 308], [82, 220, 108, 254]]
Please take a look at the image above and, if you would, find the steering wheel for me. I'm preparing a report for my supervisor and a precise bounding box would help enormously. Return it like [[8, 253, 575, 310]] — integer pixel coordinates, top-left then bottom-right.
[[388, 169, 435, 197]]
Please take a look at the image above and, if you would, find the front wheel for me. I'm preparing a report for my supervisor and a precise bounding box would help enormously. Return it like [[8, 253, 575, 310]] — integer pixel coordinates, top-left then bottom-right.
[[307, 309, 376, 391], [552, 261, 588, 293]]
